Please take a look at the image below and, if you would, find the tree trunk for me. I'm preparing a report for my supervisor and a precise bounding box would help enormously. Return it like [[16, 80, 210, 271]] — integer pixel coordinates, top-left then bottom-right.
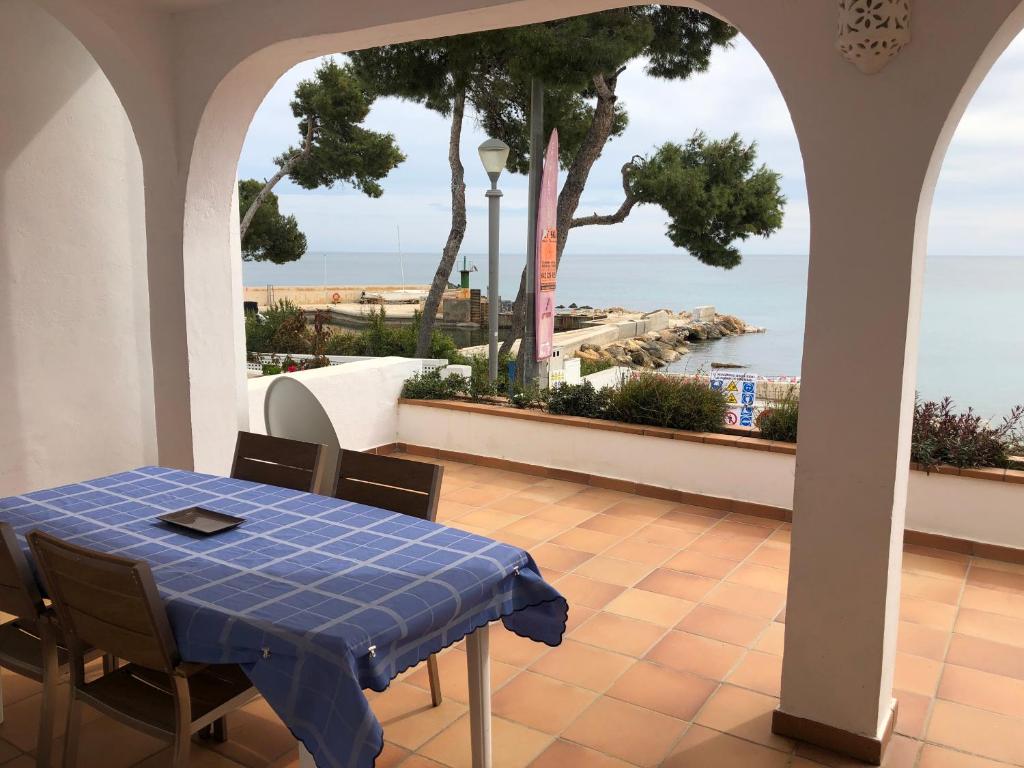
[[415, 89, 467, 357], [499, 73, 620, 361], [239, 117, 315, 241]]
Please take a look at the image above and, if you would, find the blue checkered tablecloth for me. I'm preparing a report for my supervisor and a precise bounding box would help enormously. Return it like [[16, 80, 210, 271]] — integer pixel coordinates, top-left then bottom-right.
[[0, 466, 567, 768]]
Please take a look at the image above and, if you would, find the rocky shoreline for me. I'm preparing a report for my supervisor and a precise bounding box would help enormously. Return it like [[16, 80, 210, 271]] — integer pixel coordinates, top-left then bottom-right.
[[575, 311, 763, 371]]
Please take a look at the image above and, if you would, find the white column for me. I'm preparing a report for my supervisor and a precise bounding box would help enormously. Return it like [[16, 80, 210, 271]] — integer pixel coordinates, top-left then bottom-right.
[[774, 152, 928, 753]]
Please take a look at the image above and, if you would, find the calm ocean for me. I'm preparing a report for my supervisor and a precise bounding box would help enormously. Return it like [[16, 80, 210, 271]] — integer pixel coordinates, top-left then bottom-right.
[[243, 252, 1024, 419]]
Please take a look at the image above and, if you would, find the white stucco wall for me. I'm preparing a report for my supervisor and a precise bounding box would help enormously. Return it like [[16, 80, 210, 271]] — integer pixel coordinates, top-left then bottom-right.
[[0, 1, 155, 495]]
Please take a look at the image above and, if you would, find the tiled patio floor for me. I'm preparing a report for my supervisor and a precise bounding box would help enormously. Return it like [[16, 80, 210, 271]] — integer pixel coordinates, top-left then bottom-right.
[[2, 455, 1024, 767]]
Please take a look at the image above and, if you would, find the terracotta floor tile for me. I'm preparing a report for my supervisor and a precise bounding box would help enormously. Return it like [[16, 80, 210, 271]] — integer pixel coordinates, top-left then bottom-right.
[[727, 563, 789, 594], [443, 484, 513, 506], [901, 572, 963, 605], [419, 714, 552, 768], [456, 508, 525, 530], [54, 715, 167, 768], [629, 525, 700, 550], [532, 504, 597, 526], [557, 489, 630, 513], [676, 604, 770, 647], [747, 542, 790, 571], [496, 517, 572, 542], [664, 550, 738, 579], [657, 509, 721, 533], [893, 688, 931, 738], [927, 699, 1024, 764], [726, 650, 782, 696], [663, 724, 791, 768], [606, 660, 717, 720], [937, 663, 1024, 718], [436, 500, 476, 521], [646, 631, 745, 681], [0, 740, 20, 765], [569, 612, 667, 658], [488, 626, 555, 667], [577, 513, 648, 536], [404, 649, 519, 704], [724, 512, 781, 529], [713, 520, 773, 541], [492, 671, 597, 735], [902, 551, 969, 581], [527, 738, 633, 768], [554, 573, 626, 610], [945, 633, 1024, 681], [893, 652, 943, 696], [694, 684, 792, 751], [565, 605, 597, 634], [702, 582, 786, 620], [561, 696, 687, 767], [971, 557, 1024, 576], [485, 495, 548, 515], [603, 498, 676, 520], [602, 539, 676, 566], [966, 566, 1024, 595], [636, 568, 718, 601], [955, 607, 1024, 648], [960, 585, 1024, 620], [900, 595, 958, 631], [370, 682, 467, 751], [139, 744, 253, 767], [389, 755, 447, 768], [918, 743, 1013, 768], [550, 528, 618, 555], [573, 556, 653, 587], [896, 620, 950, 660], [530, 543, 594, 573], [754, 622, 786, 656], [604, 588, 695, 628], [528, 639, 634, 692], [689, 534, 761, 562], [518, 483, 591, 505], [0, 668, 41, 706]]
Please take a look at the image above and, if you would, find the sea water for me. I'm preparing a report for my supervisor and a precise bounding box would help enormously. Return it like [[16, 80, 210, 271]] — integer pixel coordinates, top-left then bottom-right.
[[243, 251, 1024, 419]]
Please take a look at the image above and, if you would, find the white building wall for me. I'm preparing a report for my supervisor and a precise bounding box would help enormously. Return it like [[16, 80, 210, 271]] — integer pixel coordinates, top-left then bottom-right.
[[0, 1, 155, 495]]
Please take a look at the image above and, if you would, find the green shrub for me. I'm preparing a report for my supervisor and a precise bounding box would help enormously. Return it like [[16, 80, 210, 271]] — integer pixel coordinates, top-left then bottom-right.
[[577, 357, 614, 377], [756, 387, 799, 442], [400, 369, 468, 400], [607, 373, 728, 432], [245, 300, 311, 354], [912, 397, 1024, 471], [547, 381, 612, 419]]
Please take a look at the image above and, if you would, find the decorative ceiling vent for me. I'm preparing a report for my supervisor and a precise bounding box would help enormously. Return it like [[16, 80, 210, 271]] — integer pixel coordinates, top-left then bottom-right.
[[836, 0, 911, 74]]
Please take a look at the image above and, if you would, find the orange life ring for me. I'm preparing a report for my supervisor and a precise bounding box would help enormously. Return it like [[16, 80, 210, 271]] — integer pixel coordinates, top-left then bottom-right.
[[331, 292, 341, 303]]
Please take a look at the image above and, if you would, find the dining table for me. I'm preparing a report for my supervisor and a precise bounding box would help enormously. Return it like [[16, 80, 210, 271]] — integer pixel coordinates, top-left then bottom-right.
[[0, 465, 568, 768]]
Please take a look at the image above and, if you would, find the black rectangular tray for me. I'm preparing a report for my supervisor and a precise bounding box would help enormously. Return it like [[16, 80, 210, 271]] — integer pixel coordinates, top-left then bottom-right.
[[158, 507, 244, 535]]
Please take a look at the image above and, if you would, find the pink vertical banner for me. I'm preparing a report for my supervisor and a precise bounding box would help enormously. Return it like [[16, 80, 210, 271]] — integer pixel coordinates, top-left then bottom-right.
[[535, 129, 559, 361]]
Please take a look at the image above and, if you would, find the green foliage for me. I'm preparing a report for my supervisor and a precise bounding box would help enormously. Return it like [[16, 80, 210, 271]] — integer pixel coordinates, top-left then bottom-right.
[[244, 300, 311, 354], [912, 397, 1024, 471], [547, 381, 612, 419], [284, 58, 405, 196], [238, 180, 307, 264], [401, 369, 468, 400], [607, 373, 728, 432], [577, 357, 615, 377], [322, 308, 468, 361], [756, 387, 800, 443], [628, 133, 785, 268]]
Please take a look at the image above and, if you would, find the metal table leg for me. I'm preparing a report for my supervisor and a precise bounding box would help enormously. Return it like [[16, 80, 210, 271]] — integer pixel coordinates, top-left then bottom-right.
[[466, 624, 492, 768], [298, 742, 315, 768]]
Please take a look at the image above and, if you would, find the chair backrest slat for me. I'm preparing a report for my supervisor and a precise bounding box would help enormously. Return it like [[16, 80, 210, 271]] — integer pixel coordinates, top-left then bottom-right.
[[28, 531, 179, 672], [231, 431, 325, 493], [0, 523, 45, 622], [334, 451, 443, 522]]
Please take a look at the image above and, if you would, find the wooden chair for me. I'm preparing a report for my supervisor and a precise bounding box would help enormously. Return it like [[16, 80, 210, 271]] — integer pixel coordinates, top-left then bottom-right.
[[230, 431, 326, 493], [0, 523, 113, 766], [27, 530, 259, 768], [334, 450, 445, 705]]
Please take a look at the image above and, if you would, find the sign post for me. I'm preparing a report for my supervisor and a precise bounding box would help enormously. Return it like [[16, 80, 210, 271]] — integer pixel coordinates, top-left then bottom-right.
[[535, 129, 559, 366]]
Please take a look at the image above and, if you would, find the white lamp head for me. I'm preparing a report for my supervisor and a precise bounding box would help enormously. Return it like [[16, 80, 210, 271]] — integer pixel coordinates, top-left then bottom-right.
[[478, 138, 510, 183]]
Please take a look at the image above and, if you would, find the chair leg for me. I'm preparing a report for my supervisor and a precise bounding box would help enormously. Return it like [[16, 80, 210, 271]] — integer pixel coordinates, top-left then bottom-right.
[[427, 653, 442, 707], [170, 676, 192, 768], [102, 655, 117, 675], [37, 626, 61, 767], [0, 668, 4, 725], [212, 716, 229, 743], [63, 696, 84, 768]]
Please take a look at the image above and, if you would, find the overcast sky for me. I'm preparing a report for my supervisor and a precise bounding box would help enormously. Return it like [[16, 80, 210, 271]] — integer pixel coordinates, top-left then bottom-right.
[[238, 30, 1024, 258]]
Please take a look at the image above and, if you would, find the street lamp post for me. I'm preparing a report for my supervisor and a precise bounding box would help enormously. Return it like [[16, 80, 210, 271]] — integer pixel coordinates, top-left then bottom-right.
[[478, 138, 510, 383]]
